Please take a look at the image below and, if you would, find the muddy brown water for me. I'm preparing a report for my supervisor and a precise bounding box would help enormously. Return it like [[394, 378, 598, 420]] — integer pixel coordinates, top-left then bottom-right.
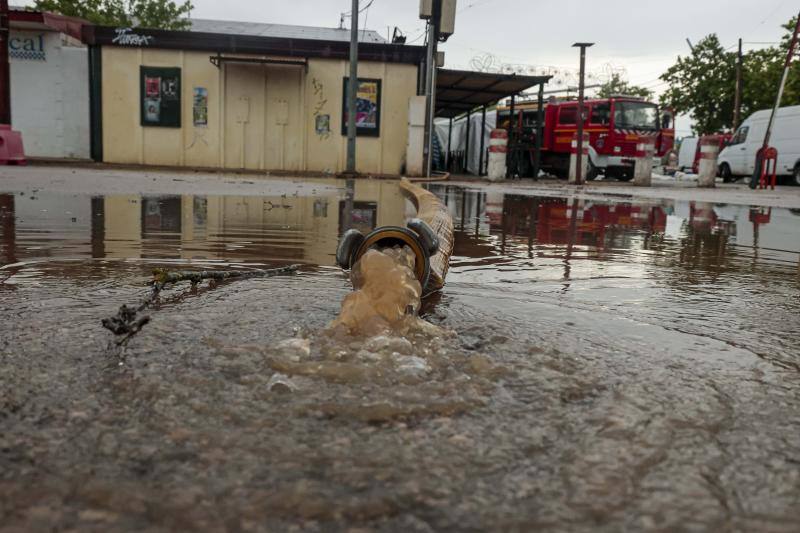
[[1, 180, 800, 532]]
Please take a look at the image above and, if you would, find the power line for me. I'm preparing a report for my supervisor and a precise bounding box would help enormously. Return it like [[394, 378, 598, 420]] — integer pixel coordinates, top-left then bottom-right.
[[339, 0, 376, 28], [406, 28, 427, 44], [342, 0, 375, 17], [457, 0, 497, 14], [743, 0, 789, 40], [361, 0, 373, 40]]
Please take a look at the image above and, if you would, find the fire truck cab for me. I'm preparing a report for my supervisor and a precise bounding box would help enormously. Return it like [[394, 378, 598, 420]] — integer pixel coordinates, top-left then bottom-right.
[[498, 96, 674, 180]]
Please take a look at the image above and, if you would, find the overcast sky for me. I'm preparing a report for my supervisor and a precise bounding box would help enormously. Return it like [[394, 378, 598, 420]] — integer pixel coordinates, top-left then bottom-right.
[[20, 0, 799, 134]]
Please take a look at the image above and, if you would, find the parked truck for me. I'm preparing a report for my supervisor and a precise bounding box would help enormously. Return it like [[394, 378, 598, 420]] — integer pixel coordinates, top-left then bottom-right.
[[497, 96, 674, 180]]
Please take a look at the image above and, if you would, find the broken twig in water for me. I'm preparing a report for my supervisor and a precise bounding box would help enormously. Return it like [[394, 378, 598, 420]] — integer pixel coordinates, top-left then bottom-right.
[[102, 264, 300, 346], [151, 264, 299, 288]]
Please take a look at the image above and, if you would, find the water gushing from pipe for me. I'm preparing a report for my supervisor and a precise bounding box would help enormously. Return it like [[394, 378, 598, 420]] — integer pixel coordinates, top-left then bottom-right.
[[329, 245, 440, 338]]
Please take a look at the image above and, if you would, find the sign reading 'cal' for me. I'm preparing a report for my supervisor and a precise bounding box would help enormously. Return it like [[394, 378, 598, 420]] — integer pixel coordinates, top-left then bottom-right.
[[8, 33, 46, 61]]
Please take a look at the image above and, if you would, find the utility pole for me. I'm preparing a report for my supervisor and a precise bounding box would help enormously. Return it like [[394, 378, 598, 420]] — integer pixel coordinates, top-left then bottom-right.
[[733, 38, 743, 131], [572, 42, 593, 186], [533, 81, 544, 180], [345, 0, 359, 175], [751, 10, 800, 189], [0, 0, 11, 125], [423, 0, 442, 177]]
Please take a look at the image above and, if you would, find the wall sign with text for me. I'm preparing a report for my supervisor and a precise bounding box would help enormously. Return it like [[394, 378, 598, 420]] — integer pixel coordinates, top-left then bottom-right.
[[341, 78, 381, 137], [140, 66, 181, 128], [8, 32, 46, 61]]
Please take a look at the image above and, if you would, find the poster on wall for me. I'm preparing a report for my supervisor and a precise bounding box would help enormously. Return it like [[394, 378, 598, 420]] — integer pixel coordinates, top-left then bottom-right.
[[145, 76, 160, 97], [140, 66, 181, 128], [315, 114, 330, 136], [144, 98, 161, 122], [341, 78, 381, 137], [193, 87, 208, 127]]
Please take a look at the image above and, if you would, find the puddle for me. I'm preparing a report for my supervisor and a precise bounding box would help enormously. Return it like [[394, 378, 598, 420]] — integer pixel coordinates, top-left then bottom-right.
[[2, 179, 800, 531]]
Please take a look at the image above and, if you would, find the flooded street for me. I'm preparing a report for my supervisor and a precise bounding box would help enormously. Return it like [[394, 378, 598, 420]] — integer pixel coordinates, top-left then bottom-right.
[[2, 169, 800, 532]]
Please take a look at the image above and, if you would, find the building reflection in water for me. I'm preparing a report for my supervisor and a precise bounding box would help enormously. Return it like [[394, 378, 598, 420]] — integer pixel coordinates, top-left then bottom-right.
[[1, 184, 799, 277], [0, 181, 411, 268]]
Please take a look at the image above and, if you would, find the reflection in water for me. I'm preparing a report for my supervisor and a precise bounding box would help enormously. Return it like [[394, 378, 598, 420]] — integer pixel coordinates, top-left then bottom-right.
[[430, 184, 800, 373], [0, 194, 15, 265], [428, 185, 800, 287], [0, 182, 411, 269]]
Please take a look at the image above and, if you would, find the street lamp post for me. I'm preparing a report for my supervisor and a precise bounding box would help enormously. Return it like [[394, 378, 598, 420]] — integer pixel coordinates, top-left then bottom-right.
[[572, 42, 593, 186], [345, 0, 359, 175]]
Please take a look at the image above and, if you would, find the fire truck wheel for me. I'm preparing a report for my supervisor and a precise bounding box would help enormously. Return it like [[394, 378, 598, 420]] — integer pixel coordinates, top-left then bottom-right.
[[617, 170, 634, 182], [793, 163, 800, 186], [516, 154, 532, 178], [719, 163, 735, 183], [586, 161, 599, 181]]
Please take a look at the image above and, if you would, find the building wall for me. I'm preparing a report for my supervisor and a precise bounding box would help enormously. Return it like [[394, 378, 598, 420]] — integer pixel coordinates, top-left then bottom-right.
[[101, 47, 418, 175], [9, 30, 91, 159]]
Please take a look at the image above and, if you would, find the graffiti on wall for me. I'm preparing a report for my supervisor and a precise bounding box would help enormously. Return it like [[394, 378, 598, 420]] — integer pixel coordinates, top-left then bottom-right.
[[8, 33, 45, 61], [311, 77, 330, 140], [112, 28, 154, 46]]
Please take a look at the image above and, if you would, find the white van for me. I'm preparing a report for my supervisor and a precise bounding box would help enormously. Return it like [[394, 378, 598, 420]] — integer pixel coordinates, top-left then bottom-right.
[[677, 136, 698, 172], [718, 105, 800, 185]]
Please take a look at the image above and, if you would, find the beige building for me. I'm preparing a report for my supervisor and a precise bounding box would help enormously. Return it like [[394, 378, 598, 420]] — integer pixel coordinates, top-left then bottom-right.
[[82, 21, 426, 176]]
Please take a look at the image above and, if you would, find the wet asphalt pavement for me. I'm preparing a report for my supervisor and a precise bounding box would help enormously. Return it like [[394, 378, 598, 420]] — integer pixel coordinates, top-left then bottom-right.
[[1, 168, 800, 532]]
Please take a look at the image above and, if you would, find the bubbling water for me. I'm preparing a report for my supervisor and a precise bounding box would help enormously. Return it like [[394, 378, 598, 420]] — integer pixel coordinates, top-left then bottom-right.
[[328, 246, 439, 338]]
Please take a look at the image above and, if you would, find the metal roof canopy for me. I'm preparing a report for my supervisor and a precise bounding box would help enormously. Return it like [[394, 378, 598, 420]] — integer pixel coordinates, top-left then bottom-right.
[[435, 68, 552, 118], [10, 8, 87, 42]]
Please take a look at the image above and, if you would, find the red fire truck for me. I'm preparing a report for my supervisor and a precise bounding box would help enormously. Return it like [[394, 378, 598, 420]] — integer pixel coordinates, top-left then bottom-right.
[[497, 96, 674, 181]]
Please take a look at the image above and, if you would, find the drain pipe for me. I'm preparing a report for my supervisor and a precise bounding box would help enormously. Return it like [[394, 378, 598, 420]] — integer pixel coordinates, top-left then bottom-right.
[[336, 178, 454, 295]]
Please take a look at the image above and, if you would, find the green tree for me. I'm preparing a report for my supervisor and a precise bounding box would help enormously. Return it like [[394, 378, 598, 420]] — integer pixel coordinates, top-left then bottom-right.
[[660, 18, 800, 134], [659, 34, 735, 134], [33, 0, 194, 30], [745, 18, 800, 114], [596, 73, 653, 100]]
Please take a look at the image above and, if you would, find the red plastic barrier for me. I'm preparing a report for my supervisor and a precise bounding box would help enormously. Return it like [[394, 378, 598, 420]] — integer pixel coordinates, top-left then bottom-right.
[[0, 124, 26, 165]]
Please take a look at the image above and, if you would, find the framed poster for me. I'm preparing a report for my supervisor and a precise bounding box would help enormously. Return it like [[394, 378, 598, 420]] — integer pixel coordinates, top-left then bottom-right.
[[140, 66, 181, 128], [341, 78, 381, 137], [193, 87, 208, 127]]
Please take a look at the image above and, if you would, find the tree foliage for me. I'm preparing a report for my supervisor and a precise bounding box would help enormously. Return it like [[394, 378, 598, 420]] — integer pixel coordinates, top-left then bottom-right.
[[33, 0, 194, 30], [660, 18, 800, 134], [596, 73, 654, 100]]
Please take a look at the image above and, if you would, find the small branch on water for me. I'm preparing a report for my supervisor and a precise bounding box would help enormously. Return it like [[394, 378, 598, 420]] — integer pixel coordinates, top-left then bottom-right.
[[151, 264, 298, 288], [102, 264, 300, 346]]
